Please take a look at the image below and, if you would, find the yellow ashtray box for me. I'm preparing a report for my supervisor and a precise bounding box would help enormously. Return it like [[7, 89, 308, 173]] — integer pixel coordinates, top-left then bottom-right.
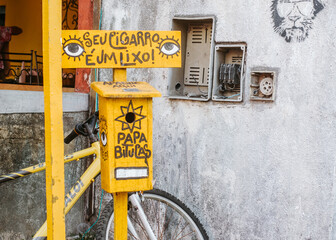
[[91, 81, 161, 193]]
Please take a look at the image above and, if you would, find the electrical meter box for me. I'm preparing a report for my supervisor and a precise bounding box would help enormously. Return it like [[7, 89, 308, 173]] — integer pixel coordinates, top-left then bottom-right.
[[91, 81, 161, 193]]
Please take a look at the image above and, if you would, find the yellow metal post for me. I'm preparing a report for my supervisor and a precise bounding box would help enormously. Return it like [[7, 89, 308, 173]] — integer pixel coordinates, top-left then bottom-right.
[[113, 192, 128, 239], [113, 68, 127, 239], [113, 68, 127, 82], [43, 0, 65, 239]]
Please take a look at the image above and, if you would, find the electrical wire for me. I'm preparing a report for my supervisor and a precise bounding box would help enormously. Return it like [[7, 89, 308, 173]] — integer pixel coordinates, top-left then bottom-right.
[[81, 189, 104, 240]]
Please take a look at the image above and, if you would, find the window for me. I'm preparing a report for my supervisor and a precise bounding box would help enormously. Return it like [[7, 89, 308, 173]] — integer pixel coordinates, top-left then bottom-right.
[[0, 0, 78, 90]]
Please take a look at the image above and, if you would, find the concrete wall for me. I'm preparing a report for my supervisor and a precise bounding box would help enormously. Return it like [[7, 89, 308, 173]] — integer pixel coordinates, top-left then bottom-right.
[[0, 90, 89, 113], [100, 0, 336, 239], [0, 112, 89, 239]]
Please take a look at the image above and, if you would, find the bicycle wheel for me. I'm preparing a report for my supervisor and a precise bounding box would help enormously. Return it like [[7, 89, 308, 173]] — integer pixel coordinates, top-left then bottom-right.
[[95, 188, 208, 240]]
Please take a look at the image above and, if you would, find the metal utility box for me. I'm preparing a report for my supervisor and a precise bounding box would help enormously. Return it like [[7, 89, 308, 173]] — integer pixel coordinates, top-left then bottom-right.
[[168, 16, 215, 101], [91, 81, 161, 193], [212, 44, 246, 102]]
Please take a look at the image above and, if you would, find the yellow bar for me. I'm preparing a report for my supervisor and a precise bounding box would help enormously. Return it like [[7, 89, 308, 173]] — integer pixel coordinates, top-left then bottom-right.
[[43, 0, 65, 239], [33, 143, 101, 239], [113, 192, 128, 239], [113, 68, 127, 239], [113, 68, 127, 82], [20, 144, 98, 175]]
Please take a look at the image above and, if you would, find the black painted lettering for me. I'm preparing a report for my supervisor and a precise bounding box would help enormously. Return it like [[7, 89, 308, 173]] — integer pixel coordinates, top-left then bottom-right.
[[132, 51, 143, 64], [152, 33, 160, 42], [105, 52, 117, 64], [86, 55, 96, 66], [100, 33, 107, 45], [120, 32, 129, 45], [109, 32, 126, 49], [104, 81, 113, 85], [129, 34, 137, 46], [123, 62, 136, 66], [97, 50, 104, 64], [93, 35, 99, 45], [118, 132, 125, 144], [126, 52, 130, 62], [142, 52, 150, 62], [138, 145, 146, 157], [124, 134, 133, 144], [135, 144, 147, 159], [144, 144, 151, 158], [133, 131, 140, 144], [124, 144, 133, 158], [139, 133, 147, 143], [135, 144, 142, 159], [137, 32, 144, 46], [144, 32, 152, 47], [83, 32, 92, 47], [115, 146, 122, 158], [128, 148, 134, 157]]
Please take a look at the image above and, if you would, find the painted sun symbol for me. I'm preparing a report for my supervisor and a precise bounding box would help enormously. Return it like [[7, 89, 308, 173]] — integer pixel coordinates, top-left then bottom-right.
[[115, 100, 146, 133], [62, 35, 86, 61], [157, 36, 180, 59]]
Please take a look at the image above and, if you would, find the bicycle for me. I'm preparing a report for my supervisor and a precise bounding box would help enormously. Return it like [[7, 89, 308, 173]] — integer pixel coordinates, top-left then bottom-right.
[[0, 112, 208, 240]]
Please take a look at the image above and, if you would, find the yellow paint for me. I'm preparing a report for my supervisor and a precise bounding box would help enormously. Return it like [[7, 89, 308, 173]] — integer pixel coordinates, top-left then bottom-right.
[[92, 81, 161, 193], [92, 81, 162, 98], [113, 68, 127, 82], [111, 68, 129, 240], [62, 30, 181, 68], [113, 192, 128, 239], [33, 142, 101, 239], [0, 0, 42, 55], [43, 0, 65, 239]]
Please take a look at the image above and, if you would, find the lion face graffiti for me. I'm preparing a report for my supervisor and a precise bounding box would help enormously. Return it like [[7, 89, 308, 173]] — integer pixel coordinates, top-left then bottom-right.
[[271, 0, 325, 42]]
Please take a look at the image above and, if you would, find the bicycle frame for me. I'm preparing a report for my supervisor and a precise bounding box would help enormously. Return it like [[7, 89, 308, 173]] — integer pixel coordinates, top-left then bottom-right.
[[0, 141, 101, 239], [1, 140, 159, 240]]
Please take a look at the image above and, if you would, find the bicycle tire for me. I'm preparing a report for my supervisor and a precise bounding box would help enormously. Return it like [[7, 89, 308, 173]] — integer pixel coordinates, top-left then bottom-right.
[[95, 188, 208, 240]]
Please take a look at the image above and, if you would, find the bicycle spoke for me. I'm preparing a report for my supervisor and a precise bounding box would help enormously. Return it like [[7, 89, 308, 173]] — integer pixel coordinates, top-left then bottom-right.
[[160, 204, 175, 239], [177, 231, 197, 240], [96, 189, 208, 240], [172, 222, 189, 240], [128, 212, 150, 239]]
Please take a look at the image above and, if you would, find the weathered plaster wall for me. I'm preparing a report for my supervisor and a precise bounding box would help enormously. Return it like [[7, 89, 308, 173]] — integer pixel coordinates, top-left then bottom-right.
[[0, 112, 89, 239], [100, 0, 336, 239]]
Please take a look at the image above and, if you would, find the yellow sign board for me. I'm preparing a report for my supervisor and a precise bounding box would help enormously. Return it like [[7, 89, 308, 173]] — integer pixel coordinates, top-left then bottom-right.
[[62, 30, 181, 68]]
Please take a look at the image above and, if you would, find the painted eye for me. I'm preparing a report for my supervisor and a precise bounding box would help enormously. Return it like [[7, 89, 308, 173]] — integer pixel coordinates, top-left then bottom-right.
[[157, 37, 180, 58], [64, 43, 84, 57], [101, 132, 107, 146], [161, 42, 179, 55], [63, 36, 85, 60]]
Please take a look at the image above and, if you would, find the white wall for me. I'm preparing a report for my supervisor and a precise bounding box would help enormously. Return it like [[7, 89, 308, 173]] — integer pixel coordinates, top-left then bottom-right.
[[101, 0, 336, 239], [0, 90, 88, 113]]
